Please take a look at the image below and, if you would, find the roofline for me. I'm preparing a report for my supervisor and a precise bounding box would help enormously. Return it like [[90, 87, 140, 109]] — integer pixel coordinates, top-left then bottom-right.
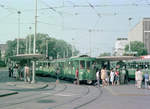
[[9, 54, 44, 61], [97, 56, 140, 61]]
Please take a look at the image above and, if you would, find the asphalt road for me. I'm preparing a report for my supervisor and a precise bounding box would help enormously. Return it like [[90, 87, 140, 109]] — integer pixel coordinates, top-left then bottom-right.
[[0, 70, 150, 109]]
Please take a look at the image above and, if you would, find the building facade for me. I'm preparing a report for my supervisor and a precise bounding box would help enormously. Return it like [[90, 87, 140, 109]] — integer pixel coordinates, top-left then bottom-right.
[[128, 18, 150, 54], [114, 38, 128, 56]]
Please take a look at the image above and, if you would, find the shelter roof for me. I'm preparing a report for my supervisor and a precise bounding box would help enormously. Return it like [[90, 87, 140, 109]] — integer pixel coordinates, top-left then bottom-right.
[[9, 54, 44, 61], [96, 56, 140, 61]]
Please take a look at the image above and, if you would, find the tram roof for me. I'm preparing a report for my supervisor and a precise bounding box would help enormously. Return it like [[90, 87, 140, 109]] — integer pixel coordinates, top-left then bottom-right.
[[96, 56, 139, 61], [9, 54, 44, 61], [127, 55, 150, 62]]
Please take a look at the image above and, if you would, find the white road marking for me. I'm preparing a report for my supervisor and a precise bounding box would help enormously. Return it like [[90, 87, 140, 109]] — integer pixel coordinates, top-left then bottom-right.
[[42, 93, 52, 95], [54, 93, 74, 97], [42, 92, 78, 96]]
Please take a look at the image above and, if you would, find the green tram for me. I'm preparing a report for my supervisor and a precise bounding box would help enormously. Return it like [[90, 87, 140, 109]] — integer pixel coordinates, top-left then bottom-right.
[[126, 57, 150, 79], [36, 55, 104, 84], [108, 55, 150, 79]]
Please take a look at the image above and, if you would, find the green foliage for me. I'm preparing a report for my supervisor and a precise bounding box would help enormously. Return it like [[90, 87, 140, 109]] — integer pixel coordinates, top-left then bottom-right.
[[5, 33, 79, 59], [0, 60, 6, 67], [99, 52, 111, 57], [0, 49, 6, 67], [0, 49, 1, 60], [5, 40, 17, 57], [125, 41, 147, 56]]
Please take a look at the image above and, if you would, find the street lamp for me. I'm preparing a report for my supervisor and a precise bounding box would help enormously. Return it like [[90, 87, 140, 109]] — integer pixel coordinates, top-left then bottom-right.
[[17, 11, 21, 55], [89, 29, 92, 56], [33, 0, 37, 54], [45, 39, 49, 58], [25, 34, 28, 54], [72, 38, 74, 57], [128, 17, 132, 52], [31, 0, 37, 83]]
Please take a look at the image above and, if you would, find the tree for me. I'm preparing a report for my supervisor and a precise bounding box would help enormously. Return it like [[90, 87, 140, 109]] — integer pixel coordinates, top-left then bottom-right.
[[99, 52, 111, 57], [0, 49, 1, 60], [125, 41, 147, 56], [5, 33, 79, 59]]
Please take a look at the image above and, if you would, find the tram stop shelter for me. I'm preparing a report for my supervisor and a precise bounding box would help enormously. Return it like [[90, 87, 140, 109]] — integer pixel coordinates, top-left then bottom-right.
[[97, 56, 140, 61], [9, 54, 44, 83], [96, 56, 140, 69], [96, 56, 140, 84]]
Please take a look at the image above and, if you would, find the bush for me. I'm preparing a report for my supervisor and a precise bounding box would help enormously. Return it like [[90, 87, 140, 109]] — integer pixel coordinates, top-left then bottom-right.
[[0, 60, 6, 67]]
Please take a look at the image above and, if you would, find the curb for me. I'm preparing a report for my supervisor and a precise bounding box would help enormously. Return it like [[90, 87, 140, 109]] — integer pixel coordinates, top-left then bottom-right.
[[6, 82, 49, 90], [0, 91, 18, 97], [15, 84, 49, 90]]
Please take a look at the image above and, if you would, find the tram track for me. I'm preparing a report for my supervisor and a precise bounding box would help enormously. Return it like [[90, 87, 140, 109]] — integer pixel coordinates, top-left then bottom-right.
[[0, 84, 67, 109], [12, 83, 56, 99], [46, 85, 103, 109], [47, 85, 90, 109], [73, 87, 103, 109], [0, 73, 103, 109], [1, 81, 103, 109], [0, 83, 56, 102]]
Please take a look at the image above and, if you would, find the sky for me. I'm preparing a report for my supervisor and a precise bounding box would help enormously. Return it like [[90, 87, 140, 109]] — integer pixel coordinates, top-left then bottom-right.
[[0, 0, 150, 56]]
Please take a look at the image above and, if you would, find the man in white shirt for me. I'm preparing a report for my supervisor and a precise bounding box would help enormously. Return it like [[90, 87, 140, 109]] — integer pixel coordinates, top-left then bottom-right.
[[135, 69, 143, 88], [96, 69, 100, 87], [24, 65, 30, 83]]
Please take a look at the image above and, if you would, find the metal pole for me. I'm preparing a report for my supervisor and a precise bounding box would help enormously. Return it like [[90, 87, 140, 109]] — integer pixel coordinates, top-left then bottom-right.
[[128, 17, 132, 52], [67, 48, 68, 57], [17, 11, 21, 55], [45, 39, 48, 58], [72, 38, 74, 57], [32, 0, 37, 83], [29, 26, 32, 54], [26, 36, 28, 54], [33, 0, 37, 54], [89, 29, 92, 56], [64, 51, 65, 58], [46, 40, 48, 58]]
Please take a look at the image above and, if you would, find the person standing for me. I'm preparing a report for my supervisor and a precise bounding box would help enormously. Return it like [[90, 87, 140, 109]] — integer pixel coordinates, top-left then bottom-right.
[[148, 75, 150, 89], [110, 69, 115, 85], [144, 72, 149, 89], [135, 69, 143, 89], [115, 68, 120, 85], [125, 69, 129, 84], [56, 68, 60, 84], [8, 66, 12, 77], [101, 67, 107, 87], [76, 68, 79, 85], [14, 64, 19, 79], [105, 69, 110, 86], [96, 69, 100, 87], [24, 65, 30, 83], [121, 67, 126, 84]]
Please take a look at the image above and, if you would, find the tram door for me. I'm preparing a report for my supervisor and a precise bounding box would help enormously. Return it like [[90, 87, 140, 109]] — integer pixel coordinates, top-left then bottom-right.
[[72, 60, 79, 78], [87, 61, 94, 80]]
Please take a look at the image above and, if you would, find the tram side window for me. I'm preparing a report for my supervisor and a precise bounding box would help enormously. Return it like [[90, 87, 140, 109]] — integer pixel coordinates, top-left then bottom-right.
[[80, 61, 85, 69], [68, 61, 73, 69], [86, 61, 90, 69], [73, 61, 79, 69], [60, 62, 64, 68], [48, 63, 50, 67]]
